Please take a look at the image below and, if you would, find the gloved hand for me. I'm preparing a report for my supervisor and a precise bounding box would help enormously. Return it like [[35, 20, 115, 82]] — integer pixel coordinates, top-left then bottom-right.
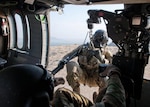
[[100, 64, 121, 77], [54, 77, 65, 86]]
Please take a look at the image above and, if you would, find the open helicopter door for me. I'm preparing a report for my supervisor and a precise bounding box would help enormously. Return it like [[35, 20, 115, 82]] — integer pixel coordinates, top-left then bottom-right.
[[6, 11, 50, 68]]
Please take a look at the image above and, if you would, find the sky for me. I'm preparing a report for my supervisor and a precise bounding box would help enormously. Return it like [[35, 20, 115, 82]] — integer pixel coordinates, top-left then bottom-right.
[[50, 4, 124, 44]]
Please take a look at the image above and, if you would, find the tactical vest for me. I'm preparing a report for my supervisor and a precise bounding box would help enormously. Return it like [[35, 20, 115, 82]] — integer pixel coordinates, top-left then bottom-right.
[[78, 48, 101, 72]]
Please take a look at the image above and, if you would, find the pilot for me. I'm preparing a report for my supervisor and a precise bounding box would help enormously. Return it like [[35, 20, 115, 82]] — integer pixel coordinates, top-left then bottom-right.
[[52, 64, 126, 107], [61, 29, 112, 99]]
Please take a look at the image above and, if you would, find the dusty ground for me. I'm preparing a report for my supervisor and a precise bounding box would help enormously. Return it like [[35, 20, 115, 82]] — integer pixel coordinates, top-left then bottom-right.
[[47, 44, 150, 102]]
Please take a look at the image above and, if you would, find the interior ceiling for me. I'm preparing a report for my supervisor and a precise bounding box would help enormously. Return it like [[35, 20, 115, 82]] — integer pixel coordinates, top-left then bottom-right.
[[62, 0, 150, 4], [0, 0, 150, 14], [92, 0, 150, 4]]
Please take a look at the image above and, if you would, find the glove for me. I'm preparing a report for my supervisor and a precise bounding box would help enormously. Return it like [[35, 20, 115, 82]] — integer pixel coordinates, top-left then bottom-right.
[[54, 77, 65, 86], [100, 64, 121, 77]]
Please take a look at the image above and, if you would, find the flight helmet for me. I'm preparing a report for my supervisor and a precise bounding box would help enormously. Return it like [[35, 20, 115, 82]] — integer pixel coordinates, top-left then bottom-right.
[[0, 64, 54, 107], [92, 29, 108, 48]]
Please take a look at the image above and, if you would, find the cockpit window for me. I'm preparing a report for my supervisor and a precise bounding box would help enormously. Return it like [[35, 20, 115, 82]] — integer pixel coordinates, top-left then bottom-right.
[[14, 14, 24, 49]]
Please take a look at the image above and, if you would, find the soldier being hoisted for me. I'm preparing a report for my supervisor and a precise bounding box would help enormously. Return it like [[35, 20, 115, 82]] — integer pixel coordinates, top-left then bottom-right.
[[60, 29, 112, 101]]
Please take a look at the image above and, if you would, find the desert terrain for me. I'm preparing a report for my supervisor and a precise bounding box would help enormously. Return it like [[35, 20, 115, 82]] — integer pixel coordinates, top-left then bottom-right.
[[47, 44, 150, 102]]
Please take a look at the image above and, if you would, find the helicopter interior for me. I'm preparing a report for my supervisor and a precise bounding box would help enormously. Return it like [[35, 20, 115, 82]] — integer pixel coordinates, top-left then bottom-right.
[[0, 0, 150, 107]]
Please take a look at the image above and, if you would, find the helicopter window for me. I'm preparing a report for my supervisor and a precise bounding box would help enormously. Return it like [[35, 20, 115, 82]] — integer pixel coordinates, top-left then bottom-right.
[[25, 15, 30, 49], [132, 16, 142, 25], [14, 14, 24, 49]]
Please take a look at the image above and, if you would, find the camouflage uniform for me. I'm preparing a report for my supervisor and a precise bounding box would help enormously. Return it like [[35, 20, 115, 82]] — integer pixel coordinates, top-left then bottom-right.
[[52, 74, 126, 107], [64, 43, 112, 94]]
